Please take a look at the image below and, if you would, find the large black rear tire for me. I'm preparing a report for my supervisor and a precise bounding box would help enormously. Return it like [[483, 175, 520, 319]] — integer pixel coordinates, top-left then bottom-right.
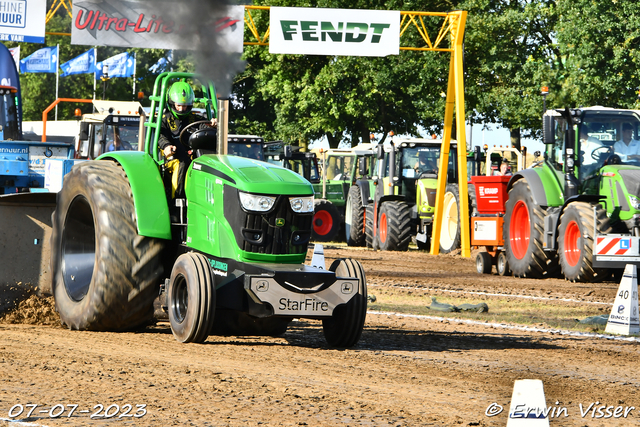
[[322, 258, 367, 348], [168, 252, 216, 343], [51, 161, 164, 331], [377, 201, 412, 251], [312, 199, 341, 242], [558, 202, 611, 282], [345, 186, 365, 246], [503, 179, 548, 278]]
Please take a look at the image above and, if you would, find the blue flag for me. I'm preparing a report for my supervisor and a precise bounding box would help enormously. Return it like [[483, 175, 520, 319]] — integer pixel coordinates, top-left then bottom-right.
[[149, 57, 167, 74], [95, 52, 135, 80], [60, 48, 95, 77], [20, 46, 58, 74]]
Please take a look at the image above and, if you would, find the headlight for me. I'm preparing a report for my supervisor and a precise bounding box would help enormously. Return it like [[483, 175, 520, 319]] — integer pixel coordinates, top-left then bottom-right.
[[289, 196, 314, 213], [630, 195, 640, 210], [238, 192, 276, 212]]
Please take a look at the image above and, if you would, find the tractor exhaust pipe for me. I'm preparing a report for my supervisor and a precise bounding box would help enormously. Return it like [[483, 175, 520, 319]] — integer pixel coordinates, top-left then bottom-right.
[[216, 99, 229, 155]]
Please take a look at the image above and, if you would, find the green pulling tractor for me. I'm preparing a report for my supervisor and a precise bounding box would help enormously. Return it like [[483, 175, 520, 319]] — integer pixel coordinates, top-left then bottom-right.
[[49, 72, 367, 347], [503, 107, 640, 281], [362, 137, 462, 252]]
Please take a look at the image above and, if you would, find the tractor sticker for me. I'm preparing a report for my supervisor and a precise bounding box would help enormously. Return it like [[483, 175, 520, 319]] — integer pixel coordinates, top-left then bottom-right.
[[207, 258, 228, 277], [28, 146, 69, 177]]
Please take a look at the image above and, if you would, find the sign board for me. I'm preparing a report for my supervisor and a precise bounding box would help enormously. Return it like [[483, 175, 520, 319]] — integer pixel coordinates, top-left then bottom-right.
[[0, 0, 46, 43], [71, 0, 244, 52], [270, 7, 400, 57]]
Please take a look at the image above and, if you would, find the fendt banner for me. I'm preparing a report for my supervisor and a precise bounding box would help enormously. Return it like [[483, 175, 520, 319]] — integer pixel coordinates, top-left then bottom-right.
[[71, 0, 244, 52], [270, 7, 400, 57], [0, 0, 46, 43]]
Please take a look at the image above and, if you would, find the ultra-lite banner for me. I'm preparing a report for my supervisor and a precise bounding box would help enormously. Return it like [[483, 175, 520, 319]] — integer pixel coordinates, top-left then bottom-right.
[[270, 7, 400, 57], [71, 0, 244, 52], [0, 0, 46, 43]]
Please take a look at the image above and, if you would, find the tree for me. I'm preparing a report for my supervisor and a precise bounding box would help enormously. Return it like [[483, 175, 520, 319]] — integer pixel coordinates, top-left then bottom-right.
[[553, 0, 640, 109], [459, 0, 559, 148], [233, 0, 455, 148]]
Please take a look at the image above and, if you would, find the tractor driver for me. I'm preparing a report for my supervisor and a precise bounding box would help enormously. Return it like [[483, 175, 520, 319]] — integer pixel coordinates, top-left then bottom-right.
[[159, 81, 217, 199], [414, 151, 437, 175]]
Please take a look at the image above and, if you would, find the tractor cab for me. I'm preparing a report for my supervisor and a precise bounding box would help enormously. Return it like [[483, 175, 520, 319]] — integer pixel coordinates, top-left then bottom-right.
[[544, 107, 640, 189]]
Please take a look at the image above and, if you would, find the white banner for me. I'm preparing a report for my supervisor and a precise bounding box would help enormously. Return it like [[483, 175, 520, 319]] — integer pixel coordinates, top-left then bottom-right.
[[0, 0, 46, 43], [71, 1, 244, 52], [270, 7, 400, 57]]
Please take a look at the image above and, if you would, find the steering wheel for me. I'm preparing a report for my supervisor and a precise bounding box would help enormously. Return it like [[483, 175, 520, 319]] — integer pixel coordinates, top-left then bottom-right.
[[179, 120, 212, 148], [591, 145, 610, 161], [418, 170, 438, 179], [605, 153, 622, 165]]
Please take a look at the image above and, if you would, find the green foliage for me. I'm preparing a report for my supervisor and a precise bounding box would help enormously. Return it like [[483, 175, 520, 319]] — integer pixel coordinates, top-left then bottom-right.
[[9, 1, 640, 147]]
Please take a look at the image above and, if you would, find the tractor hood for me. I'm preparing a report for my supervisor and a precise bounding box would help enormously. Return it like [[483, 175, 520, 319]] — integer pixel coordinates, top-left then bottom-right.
[[191, 155, 314, 195], [612, 166, 640, 197]]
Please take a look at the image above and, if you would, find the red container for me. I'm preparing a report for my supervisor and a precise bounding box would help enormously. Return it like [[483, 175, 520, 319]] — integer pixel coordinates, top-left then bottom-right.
[[470, 175, 511, 215]]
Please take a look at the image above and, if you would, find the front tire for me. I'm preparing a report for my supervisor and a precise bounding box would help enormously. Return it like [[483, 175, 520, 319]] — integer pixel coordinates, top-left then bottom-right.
[[476, 252, 492, 274], [365, 204, 376, 249], [168, 252, 216, 343], [322, 258, 367, 348], [439, 184, 461, 254], [312, 200, 341, 242], [377, 201, 411, 251], [503, 179, 548, 278], [497, 252, 511, 276], [51, 162, 164, 331], [558, 202, 611, 282], [345, 186, 365, 246]]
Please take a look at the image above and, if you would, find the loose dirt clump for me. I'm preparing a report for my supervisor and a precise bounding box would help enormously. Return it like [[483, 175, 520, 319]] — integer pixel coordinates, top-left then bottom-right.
[[0, 294, 60, 326]]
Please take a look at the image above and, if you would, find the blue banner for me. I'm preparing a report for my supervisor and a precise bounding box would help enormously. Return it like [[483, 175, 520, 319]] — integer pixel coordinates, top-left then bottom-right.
[[149, 57, 167, 74], [0, 42, 22, 133], [95, 52, 134, 80], [60, 48, 95, 77], [19, 46, 58, 74]]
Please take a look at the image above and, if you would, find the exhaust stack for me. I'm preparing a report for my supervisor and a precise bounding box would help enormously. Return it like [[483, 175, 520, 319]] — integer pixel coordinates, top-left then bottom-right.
[[216, 99, 229, 155]]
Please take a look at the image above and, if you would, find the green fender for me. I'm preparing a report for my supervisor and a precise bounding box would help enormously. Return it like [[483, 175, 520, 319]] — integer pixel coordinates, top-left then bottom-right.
[[96, 151, 171, 240], [508, 165, 564, 207]]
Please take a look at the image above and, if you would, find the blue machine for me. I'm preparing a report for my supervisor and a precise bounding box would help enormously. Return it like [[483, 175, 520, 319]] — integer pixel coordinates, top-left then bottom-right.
[[0, 85, 74, 195]]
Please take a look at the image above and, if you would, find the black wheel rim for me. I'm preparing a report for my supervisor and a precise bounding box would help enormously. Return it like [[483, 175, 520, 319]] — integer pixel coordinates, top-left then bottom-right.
[[62, 196, 96, 302], [171, 275, 189, 324]]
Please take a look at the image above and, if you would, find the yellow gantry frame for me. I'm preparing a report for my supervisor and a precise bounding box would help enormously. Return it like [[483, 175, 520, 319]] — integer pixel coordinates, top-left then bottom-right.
[[243, 7, 470, 257], [45, 3, 470, 257]]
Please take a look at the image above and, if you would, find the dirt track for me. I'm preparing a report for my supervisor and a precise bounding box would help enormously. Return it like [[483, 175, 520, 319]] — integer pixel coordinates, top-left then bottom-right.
[[1, 245, 639, 426]]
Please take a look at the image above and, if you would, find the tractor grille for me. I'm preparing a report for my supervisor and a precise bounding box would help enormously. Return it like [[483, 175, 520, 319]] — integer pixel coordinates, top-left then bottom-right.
[[224, 187, 313, 255]]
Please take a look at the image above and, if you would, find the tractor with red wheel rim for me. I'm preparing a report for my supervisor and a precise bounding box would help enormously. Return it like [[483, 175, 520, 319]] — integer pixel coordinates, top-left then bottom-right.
[[364, 137, 463, 252], [311, 145, 376, 242], [503, 107, 640, 281]]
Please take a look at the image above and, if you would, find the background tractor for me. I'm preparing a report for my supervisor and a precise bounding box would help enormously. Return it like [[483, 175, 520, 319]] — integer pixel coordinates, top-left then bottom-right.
[[48, 72, 368, 347], [503, 107, 640, 281], [311, 144, 376, 242], [363, 137, 462, 252]]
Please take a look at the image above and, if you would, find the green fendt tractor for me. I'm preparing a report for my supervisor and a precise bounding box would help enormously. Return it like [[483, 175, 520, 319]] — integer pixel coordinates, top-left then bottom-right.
[[364, 137, 462, 252], [504, 107, 640, 281], [49, 72, 367, 347], [312, 145, 376, 242]]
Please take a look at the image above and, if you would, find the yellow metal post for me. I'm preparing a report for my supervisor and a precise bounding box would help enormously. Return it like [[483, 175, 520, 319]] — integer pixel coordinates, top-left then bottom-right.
[[430, 11, 469, 257]]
